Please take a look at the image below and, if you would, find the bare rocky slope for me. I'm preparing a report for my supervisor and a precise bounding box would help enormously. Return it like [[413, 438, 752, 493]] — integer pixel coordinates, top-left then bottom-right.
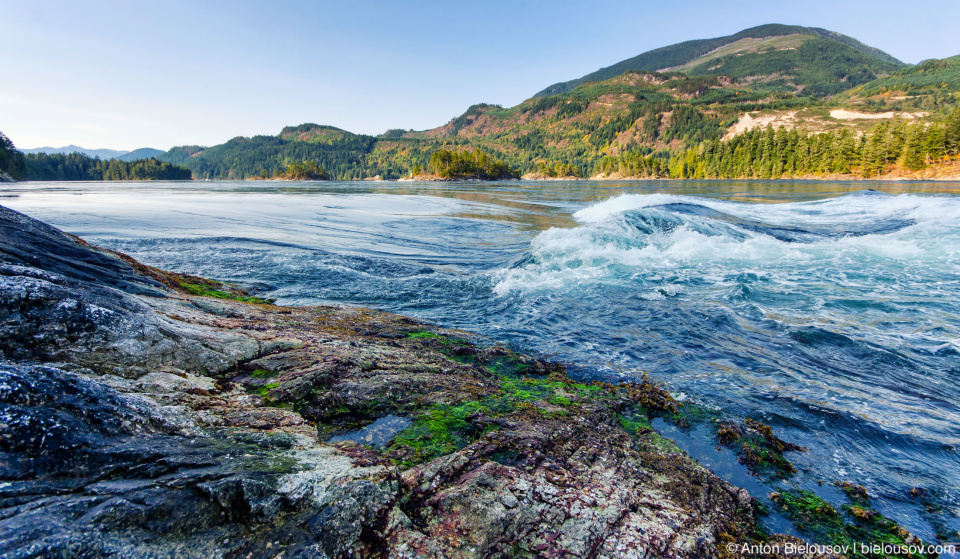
[[0, 204, 791, 558]]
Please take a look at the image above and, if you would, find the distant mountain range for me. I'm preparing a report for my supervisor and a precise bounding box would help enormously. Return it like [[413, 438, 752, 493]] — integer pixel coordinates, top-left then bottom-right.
[[21, 145, 163, 161]]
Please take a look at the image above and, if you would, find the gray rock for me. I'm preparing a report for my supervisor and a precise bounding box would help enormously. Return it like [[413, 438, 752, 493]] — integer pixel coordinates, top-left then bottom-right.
[[0, 205, 262, 377], [0, 361, 391, 558], [0, 203, 777, 558]]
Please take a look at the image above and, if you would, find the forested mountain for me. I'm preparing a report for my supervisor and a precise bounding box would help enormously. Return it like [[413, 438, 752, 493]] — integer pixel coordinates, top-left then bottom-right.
[[158, 126, 380, 180], [116, 148, 164, 161], [842, 55, 960, 102], [0, 133, 27, 180], [536, 24, 904, 97], [145, 24, 959, 182]]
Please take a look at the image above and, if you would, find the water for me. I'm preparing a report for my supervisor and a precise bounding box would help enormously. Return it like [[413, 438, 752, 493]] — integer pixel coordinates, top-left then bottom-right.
[[326, 415, 413, 448], [3, 179, 959, 541]]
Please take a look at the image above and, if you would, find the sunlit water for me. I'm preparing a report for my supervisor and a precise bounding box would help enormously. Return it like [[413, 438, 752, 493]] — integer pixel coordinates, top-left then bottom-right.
[[3, 179, 959, 541]]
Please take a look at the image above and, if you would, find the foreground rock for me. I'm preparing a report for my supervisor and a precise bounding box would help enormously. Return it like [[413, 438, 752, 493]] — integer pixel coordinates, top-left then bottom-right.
[[0, 204, 769, 558]]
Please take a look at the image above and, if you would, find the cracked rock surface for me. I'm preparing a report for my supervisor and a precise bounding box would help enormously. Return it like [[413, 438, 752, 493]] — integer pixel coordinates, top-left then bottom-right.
[[0, 204, 765, 558]]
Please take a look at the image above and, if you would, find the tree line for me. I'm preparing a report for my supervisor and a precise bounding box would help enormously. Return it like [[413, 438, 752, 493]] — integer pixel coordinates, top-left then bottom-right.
[[0, 135, 192, 181], [0, 133, 27, 179], [160, 134, 377, 180], [598, 108, 960, 179], [426, 149, 520, 180], [21, 152, 192, 181], [6, 102, 958, 184]]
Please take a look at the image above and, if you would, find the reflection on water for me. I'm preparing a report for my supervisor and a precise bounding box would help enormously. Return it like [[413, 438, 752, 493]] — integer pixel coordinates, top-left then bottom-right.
[[326, 415, 412, 448], [2, 178, 959, 542]]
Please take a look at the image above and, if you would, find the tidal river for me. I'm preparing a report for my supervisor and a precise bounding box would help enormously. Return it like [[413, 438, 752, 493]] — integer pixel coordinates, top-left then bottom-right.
[[3, 179, 959, 541]]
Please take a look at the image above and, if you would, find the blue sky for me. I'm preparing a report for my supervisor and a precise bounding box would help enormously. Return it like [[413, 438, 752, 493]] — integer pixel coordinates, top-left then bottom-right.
[[2, 0, 959, 150]]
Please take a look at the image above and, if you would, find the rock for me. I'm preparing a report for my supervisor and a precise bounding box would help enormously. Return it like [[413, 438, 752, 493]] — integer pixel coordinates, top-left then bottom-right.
[[0, 203, 771, 557], [0, 205, 266, 376], [0, 360, 393, 557]]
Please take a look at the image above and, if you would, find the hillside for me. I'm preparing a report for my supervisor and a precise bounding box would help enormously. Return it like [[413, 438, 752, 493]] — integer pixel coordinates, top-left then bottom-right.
[[840, 54, 960, 105], [116, 147, 164, 161], [0, 133, 26, 180], [151, 25, 959, 182], [536, 24, 904, 97], [155, 67, 959, 181], [159, 126, 381, 180]]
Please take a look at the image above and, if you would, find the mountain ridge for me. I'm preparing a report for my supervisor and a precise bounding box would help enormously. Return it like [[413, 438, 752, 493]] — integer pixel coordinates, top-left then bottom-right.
[[116, 148, 164, 161], [131, 27, 960, 180], [21, 145, 163, 160], [536, 24, 905, 97], [21, 145, 130, 159]]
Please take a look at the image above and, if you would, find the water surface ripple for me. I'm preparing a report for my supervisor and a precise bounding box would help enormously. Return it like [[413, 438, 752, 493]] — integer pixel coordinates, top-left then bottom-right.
[[3, 179, 959, 540]]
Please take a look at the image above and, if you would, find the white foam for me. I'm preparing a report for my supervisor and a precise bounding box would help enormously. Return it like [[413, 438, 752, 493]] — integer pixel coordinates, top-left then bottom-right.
[[572, 192, 960, 227], [495, 192, 960, 296]]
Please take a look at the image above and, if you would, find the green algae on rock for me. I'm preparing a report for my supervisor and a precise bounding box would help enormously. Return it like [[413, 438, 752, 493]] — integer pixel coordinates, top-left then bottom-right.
[[0, 202, 815, 557], [771, 490, 934, 559], [716, 418, 807, 480]]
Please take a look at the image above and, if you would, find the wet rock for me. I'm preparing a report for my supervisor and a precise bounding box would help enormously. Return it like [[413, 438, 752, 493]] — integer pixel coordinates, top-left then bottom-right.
[[0, 361, 390, 558], [0, 204, 771, 557]]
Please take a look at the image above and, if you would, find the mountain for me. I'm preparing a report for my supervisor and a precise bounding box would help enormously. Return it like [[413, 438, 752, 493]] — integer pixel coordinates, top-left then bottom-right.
[[841, 54, 960, 99], [158, 125, 379, 180], [536, 24, 905, 97], [20, 146, 164, 161], [153, 26, 958, 181], [21, 145, 131, 159], [156, 68, 957, 181], [115, 148, 164, 161]]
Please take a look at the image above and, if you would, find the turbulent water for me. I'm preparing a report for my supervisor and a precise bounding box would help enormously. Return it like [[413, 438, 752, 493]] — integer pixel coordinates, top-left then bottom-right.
[[3, 179, 959, 541]]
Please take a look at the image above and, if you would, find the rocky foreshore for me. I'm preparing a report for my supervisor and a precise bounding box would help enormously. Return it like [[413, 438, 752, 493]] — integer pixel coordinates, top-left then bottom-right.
[[0, 203, 802, 558]]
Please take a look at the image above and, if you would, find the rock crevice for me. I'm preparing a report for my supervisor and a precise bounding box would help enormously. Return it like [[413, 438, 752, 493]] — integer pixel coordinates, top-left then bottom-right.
[[0, 204, 766, 558]]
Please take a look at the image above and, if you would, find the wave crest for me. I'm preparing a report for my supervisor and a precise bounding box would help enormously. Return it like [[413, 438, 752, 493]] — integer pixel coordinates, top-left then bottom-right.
[[494, 192, 959, 296]]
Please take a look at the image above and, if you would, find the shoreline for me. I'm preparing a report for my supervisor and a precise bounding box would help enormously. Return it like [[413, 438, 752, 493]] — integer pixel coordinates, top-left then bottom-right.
[[0, 202, 940, 556], [6, 173, 960, 184], [0, 203, 766, 556]]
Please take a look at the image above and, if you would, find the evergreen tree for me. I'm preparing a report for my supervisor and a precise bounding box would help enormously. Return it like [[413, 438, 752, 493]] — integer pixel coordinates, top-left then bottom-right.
[[0, 132, 27, 179], [947, 108, 960, 155], [22, 153, 191, 181], [923, 125, 947, 162], [902, 126, 926, 170], [860, 132, 884, 178]]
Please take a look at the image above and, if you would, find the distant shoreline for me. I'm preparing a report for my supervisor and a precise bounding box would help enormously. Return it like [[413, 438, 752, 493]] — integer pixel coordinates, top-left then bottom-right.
[[5, 176, 960, 183]]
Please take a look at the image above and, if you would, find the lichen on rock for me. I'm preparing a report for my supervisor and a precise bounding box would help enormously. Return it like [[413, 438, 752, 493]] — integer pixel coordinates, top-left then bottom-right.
[[0, 203, 800, 557]]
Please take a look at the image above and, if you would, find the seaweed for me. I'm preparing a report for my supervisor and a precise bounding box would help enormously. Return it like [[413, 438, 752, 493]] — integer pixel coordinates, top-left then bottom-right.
[[383, 371, 614, 468], [771, 490, 934, 558], [715, 418, 805, 479], [177, 278, 274, 304]]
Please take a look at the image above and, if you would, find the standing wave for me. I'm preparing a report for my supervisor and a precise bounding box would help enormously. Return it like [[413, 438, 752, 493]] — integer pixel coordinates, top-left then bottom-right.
[[491, 191, 960, 539]]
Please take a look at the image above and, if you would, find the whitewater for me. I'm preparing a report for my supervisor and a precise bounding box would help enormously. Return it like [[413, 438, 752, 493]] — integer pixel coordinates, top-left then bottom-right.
[[2, 179, 958, 541]]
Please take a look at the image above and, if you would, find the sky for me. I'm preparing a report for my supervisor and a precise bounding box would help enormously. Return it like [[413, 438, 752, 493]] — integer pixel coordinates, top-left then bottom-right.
[[2, 0, 959, 151]]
